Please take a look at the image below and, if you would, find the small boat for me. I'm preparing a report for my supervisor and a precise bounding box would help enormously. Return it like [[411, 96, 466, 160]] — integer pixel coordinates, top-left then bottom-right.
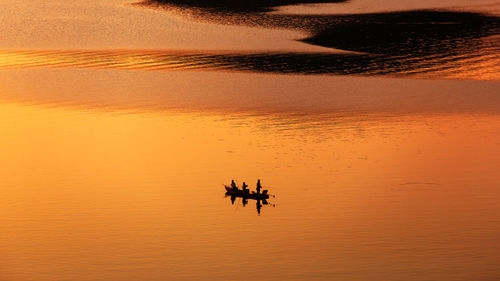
[[224, 185, 270, 200]]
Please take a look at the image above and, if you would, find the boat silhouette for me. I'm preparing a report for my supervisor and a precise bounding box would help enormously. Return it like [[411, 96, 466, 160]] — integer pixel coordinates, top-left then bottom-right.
[[224, 185, 270, 200], [225, 185, 272, 215]]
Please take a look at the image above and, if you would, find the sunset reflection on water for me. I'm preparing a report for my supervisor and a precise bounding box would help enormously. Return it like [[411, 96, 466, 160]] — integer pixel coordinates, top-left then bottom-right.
[[1, 45, 499, 80], [0, 102, 499, 280], [0, 0, 499, 280]]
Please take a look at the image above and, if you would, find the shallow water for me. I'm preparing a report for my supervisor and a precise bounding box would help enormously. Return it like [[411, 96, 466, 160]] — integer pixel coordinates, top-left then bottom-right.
[[0, 0, 499, 280]]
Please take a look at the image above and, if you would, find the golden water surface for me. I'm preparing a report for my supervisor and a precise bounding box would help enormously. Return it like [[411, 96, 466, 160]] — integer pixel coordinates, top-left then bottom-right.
[[1, 102, 499, 280], [0, 0, 499, 280]]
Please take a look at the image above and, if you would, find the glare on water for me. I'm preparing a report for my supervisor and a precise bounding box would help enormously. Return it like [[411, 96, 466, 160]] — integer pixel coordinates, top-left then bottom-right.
[[0, 0, 499, 280], [0, 102, 499, 280]]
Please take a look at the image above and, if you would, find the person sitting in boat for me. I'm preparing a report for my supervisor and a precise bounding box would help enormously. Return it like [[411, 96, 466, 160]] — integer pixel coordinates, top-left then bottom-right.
[[256, 179, 262, 194], [231, 180, 237, 190], [242, 182, 248, 194]]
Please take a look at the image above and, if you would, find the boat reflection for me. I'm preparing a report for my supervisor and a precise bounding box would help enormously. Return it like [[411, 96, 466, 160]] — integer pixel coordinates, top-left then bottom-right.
[[226, 194, 272, 215], [224, 183, 275, 215]]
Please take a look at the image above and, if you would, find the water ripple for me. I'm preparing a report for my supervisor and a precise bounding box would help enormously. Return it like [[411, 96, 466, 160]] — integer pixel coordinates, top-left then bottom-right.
[[0, 48, 498, 80], [132, 2, 500, 80]]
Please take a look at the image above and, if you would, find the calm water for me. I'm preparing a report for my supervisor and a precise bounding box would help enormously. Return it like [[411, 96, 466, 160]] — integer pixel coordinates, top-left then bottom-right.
[[0, 1, 499, 280]]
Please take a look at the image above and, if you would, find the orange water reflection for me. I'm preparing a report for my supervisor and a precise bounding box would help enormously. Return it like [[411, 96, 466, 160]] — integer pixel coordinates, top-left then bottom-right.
[[0, 102, 499, 280], [0, 0, 499, 278], [1, 68, 500, 116], [1, 48, 499, 80]]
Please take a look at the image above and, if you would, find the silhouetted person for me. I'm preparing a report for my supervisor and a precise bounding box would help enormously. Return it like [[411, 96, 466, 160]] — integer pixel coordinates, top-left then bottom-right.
[[231, 195, 236, 205], [231, 180, 237, 190], [256, 179, 262, 194], [242, 182, 248, 194]]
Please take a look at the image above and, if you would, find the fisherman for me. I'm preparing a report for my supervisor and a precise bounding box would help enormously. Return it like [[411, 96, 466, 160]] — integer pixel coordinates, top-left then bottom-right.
[[231, 180, 237, 190], [242, 182, 248, 194], [256, 179, 262, 194]]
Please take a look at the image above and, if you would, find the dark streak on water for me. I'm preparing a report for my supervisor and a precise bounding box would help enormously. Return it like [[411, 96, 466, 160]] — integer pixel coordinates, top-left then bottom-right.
[[1, 44, 498, 79], [301, 11, 500, 55], [144, 0, 348, 12], [1, 2, 499, 79], [136, 1, 500, 79]]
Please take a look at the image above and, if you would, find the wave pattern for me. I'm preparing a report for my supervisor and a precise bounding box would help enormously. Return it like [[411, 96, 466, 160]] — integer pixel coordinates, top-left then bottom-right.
[[143, 3, 500, 53], [1, 48, 499, 80], [133, 2, 500, 80]]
